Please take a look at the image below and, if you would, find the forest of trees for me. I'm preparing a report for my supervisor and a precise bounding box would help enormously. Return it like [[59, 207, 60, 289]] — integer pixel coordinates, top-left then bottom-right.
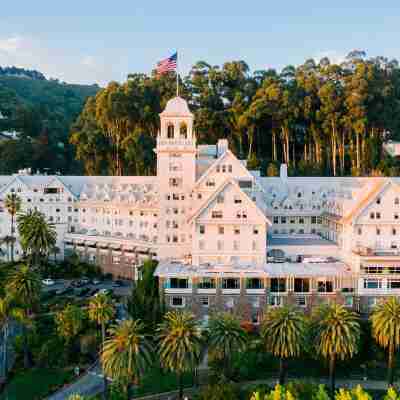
[[71, 50, 400, 177], [0, 70, 99, 174]]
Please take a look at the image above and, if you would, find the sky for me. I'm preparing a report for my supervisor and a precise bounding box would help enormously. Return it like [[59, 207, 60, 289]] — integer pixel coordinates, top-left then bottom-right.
[[0, 1, 400, 86]]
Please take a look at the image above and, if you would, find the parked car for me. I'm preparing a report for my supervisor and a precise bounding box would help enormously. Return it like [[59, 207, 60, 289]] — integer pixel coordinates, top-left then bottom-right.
[[89, 288, 99, 297], [77, 287, 91, 297], [81, 277, 90, 285], [113, 280, 124, 287], [42, 278, 55, 286], [71, 280, 82, 288], [92, 279, 101, 285], [96, 288, 112, 296]]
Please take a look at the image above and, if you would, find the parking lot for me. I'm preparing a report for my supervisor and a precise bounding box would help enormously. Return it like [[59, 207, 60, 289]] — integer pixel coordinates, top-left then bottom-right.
[[42, 278, 133, 299]]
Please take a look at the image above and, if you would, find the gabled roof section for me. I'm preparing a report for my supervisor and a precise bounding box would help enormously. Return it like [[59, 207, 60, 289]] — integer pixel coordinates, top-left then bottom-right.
[[45, 176, 77, 199], [188, 177, 271, 225], [0, 176, 29, 196], [194, 149, 253, 188], [342, 178, 390, 224]]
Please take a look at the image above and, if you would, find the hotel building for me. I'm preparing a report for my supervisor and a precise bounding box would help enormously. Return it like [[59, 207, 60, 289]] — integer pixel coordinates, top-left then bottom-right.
[[0, 97, 399, 321]]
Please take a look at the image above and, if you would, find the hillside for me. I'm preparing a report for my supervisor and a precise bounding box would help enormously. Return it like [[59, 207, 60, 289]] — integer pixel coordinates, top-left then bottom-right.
[[0, 67, 99, 175]]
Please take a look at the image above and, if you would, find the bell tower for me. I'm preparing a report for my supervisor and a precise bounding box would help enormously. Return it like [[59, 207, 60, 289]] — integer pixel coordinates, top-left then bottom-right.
[[155, 97, 197, 260]]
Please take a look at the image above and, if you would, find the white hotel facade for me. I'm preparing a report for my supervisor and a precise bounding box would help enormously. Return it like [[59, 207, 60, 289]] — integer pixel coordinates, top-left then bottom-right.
[[1, 96, 400, 320]]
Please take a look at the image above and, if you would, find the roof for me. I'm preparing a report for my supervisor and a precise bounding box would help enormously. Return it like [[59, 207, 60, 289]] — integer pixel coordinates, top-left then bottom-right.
[[160, 96, 193, 117], [187, 177, 270, 225], [155, 260, 351, 278], [268, 235, 337, 247]]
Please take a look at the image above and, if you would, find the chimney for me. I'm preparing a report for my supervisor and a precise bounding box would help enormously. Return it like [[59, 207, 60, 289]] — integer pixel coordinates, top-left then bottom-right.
[[280, 164, 288, 181], [217, 139, 229, 157]]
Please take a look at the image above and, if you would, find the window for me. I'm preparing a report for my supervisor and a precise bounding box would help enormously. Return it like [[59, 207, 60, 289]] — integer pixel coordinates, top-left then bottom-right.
[[171, 297, 184, 308], [112, 256, 120, 264], [198, 278, 216, 289], [295, 296, 307, 307], [363, 279, 382, 289], [388, 280, 400, 289], [217, 195, 224, 204], [200, 297, 209, 307], [216, 165, 220, 173], [376, 197, 381, 205], [238, 180, 252, 189], [169, 278, 189, 289], [247, 278, 263, 289], [233, 240, 239, 250], [206, 179, 215, 187], [294, 278, 310, 293], [44, 188, 59, 194], [169, 178, 181, 188], [318, 280, 333, 293], [253, 226, 259, 235], [270, 278, 286, 293], [376, 212, 381, 219], [299, 217, 304, 224], [234, 196, 242, 204], [273, 216, 279, 224], [376, 228, 381, 236], [393, 228, 397, 236], [252, 241, 257, 251], [197, 193, 202, 200], [367, 297, 377, 308], [358, 228, 362, 235], [395, 213, 399, 220], [344, 297, 354, 308], [218, 226, 224, 235], [212, 210, 223, 219], [281, 217, 287, 224], [370, 212, 375, 219], [395, 198, 399, 206], [222, 278, 240, 289], [180, 122, 187, 139], [217, 240, 224, 251], [199, 240, 205, 250], [234, 227, 240, 235], [228, 165, 232, 173], [311, 216, 317, 224], [167, 124, 174, 138]]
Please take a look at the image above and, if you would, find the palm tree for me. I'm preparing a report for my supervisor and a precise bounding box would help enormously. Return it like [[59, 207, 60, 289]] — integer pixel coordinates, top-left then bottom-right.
[[208, 312, 247, 379], [311, 304, 360, 396], [370, 297, 400, 387], [157, 311, 203, 400], [55, 304, 86, 345], [4, 193, 21, 263], [102, 319, 152, 392], [17, 210, 56, 268], [0, 296, 23, 380], [261, 305, 306, 385], [6, 265, 41, 367], [89, 293, 115, 399], [1, 235, 14, 262]]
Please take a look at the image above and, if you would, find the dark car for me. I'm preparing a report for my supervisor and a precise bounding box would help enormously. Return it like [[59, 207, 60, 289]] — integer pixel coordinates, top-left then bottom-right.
[[56, 286, 74, 296], [113, 280, 124, 287], [71, 280, 83, 288], [77, 287, 91, 297]]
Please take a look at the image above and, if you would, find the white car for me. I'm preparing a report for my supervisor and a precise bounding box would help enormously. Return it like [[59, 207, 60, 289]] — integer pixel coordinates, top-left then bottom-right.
[[42, 278, 55, 286]]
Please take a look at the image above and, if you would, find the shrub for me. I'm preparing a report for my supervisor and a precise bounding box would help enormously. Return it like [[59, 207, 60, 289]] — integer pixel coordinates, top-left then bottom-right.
[[197, 383, 239, 400]]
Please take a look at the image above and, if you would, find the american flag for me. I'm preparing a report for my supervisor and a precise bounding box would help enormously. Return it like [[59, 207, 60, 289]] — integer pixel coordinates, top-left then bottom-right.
[[156, 52, 177, 75]]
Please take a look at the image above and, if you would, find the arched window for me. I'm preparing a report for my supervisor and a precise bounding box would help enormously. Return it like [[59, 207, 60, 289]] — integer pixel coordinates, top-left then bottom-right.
[[167, 124, 174, 139], [180, 122, 187, 139]]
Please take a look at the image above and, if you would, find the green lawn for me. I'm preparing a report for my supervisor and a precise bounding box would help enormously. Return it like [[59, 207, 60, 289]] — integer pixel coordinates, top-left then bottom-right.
[[0, 368, 74, 400]]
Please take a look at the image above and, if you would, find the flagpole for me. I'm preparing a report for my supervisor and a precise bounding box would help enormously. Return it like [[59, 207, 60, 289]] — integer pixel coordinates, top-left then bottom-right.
[[176, 50, 179, 97]]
